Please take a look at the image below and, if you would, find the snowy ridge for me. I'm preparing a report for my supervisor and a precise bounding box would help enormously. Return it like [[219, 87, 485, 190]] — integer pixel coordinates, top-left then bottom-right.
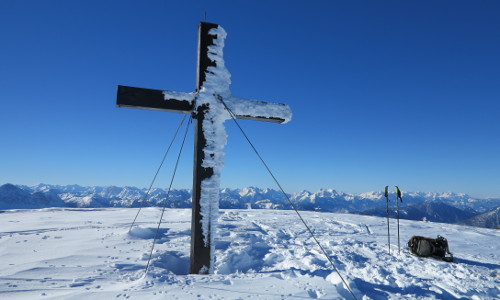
[[2, 183, 499, 228], [463, 206, 500, 228], [0, 208, 498, 299]]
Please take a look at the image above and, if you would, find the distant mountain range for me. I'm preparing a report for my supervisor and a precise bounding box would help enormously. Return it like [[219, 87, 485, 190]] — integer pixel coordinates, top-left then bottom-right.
[[357, 200, 479, 223], [1, 183, 499, 229]]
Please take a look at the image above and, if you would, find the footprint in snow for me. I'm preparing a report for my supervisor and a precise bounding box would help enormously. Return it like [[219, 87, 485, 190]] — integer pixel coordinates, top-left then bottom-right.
[[307, 289, 324, 298]]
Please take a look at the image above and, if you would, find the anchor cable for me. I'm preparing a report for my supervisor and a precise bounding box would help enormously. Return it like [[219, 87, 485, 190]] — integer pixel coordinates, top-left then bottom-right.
[[144, 115, 192, 275], [217, 96, 358, 300], [129, 114, 188, 232]]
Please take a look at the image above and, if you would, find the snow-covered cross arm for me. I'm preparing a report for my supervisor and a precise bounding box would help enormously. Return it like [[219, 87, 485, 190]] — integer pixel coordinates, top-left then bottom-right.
[[116, 22, 292, 275], [117, 86, 292, 124]]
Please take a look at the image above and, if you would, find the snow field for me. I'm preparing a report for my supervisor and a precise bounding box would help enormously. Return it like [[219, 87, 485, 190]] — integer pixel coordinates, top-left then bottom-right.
[[0, 207, 498, 299]]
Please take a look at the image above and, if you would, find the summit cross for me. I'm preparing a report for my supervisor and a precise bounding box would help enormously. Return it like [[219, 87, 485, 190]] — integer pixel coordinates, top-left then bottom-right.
[[116, 22, 292, 274]]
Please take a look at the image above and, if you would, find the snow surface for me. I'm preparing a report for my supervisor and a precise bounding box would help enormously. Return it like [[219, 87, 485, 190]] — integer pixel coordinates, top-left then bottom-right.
[[0, 208, 498, 299]]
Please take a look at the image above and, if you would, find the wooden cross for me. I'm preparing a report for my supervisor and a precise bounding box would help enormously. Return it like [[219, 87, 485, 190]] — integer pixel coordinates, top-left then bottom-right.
[[116, 22, 292, 274]]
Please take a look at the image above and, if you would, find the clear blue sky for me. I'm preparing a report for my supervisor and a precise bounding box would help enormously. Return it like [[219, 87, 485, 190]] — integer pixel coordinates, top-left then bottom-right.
[[1, 1, 499, 198]]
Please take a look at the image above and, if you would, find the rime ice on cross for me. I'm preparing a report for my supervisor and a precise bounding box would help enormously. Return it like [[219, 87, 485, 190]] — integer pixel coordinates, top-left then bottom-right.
[[116, 22, 292, 274]]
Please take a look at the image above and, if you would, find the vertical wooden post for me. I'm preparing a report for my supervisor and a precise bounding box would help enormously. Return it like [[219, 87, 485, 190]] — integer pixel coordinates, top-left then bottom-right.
[[190, 22, 218, 274]]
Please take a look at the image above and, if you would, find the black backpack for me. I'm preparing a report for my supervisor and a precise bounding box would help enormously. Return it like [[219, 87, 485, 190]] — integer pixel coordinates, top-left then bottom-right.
[[407, 235, 454, 262]]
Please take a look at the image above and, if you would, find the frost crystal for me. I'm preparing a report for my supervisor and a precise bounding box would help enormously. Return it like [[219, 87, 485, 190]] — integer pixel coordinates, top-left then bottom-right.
[[195, 26, 231, 272], [163, 90, 196, 101]]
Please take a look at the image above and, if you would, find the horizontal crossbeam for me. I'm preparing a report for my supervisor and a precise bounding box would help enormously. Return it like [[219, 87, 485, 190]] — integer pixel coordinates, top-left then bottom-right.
[[117, 85, 193, 113], [117, 85, 291, 124]]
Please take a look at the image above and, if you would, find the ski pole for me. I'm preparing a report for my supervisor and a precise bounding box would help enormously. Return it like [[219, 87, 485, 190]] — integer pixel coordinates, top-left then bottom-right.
[[395, 186, 403, 255], [384, 186, 391, 255]]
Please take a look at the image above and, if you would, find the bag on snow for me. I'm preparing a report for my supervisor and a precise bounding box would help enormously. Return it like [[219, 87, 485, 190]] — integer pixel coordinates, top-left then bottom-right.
[[407, 235, 454, 262]]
